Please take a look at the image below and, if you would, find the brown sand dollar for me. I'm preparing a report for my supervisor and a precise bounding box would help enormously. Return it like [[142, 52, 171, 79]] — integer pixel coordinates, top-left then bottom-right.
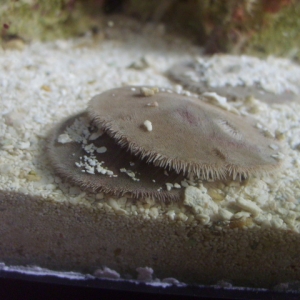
[[88, 86, 283, 180], [47, 113, 186, 201], [168, 59, 300, 103]]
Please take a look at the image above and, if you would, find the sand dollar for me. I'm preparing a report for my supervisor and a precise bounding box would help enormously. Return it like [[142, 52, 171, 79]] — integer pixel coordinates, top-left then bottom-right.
[[88, 86, 283, 180]]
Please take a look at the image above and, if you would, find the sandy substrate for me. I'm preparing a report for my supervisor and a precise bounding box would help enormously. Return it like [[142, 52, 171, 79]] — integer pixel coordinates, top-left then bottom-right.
[[1, 18, 300, 288]]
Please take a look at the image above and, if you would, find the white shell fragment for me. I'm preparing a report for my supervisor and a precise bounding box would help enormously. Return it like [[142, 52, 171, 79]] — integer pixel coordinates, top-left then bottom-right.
[[184, 185, 218, 218], [140, 86, 159, 97], [147, 101, 158, 107], [57, 133, 73, 144], [143, 120, 153, 132], [202, 92, 239, 114], [236, 197, 262, 217], [271, 152, 285, 161], [96, 146, 107, 154]]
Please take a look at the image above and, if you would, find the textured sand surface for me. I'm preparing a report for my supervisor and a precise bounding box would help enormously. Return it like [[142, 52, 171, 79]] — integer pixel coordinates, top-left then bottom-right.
[[1, 18, 300, 288]]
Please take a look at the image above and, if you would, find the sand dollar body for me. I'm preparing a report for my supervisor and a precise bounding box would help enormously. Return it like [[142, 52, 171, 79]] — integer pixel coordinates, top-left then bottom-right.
[[88, 86, 282, 180]]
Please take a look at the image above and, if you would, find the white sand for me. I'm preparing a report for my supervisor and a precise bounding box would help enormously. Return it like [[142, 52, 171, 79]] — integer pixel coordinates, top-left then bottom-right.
[[1, 18, 300, 233], [0, 22, 195, 195]]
